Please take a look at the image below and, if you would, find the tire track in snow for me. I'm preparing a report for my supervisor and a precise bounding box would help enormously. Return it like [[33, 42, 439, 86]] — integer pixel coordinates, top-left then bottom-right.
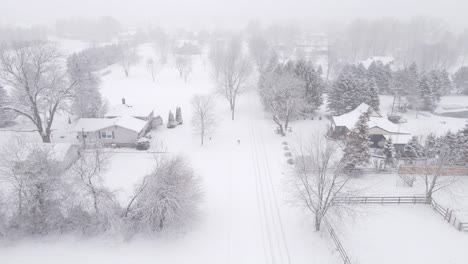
[[248, 113, 291, 264], [249, 120, 276, 264]]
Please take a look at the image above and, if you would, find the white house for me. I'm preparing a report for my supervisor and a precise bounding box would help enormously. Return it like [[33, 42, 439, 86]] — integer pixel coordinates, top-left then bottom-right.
[[104, 99, 163, 128], [74, 116, 150, 148], [330, 103, 412, 149]]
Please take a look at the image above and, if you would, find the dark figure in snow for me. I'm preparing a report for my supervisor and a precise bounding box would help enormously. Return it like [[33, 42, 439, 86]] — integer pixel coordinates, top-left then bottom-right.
[[237, 139, 240, 145]]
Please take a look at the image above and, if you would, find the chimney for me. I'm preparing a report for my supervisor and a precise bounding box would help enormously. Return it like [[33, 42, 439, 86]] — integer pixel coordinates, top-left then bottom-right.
[[122, 98, 126, 105]]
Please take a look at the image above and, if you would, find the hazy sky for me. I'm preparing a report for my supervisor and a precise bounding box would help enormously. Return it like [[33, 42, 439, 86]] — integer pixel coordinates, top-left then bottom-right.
[[2, 0, 468, 30]]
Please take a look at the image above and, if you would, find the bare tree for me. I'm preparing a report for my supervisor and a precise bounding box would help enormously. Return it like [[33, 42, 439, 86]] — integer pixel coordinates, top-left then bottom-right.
[[72, 148, 111, 215], [288, 135, 351, 231], [401, 137, 462, 200], [175, 55, 192, 82], [125, 155, 203, 233], [191, 94, 216, 145], [151, 27, 170, 66], [146, 58, 160, 82], [248, 34, 270, 73], [118, 42, 139, 77], [0, 43, 78, 142], [212, 36, 253, 120], [71, 148, 122, 235], [259, 71, 305, 136]]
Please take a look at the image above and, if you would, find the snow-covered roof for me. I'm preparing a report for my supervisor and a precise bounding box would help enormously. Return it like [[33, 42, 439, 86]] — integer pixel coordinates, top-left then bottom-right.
[[332, 103, 381, 128], [17, 143, 77, 162], [74, 116, 147, 133], [332, 103, 411, 136], [105, 104, 156, 118], [368, 117, 409, 135]]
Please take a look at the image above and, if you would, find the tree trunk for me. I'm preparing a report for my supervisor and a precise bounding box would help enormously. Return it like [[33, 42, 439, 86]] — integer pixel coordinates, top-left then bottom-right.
[[41, 133, 51, 143], [201, 131, 204, 146], [230, 100, 235, 121], [315, 214, 322, 231]]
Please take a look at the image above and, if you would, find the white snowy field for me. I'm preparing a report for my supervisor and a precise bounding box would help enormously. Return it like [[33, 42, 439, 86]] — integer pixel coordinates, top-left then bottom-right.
[[333, 205, 468, 264], [0, 42, 341, 263], [1, 38, 468, 264]]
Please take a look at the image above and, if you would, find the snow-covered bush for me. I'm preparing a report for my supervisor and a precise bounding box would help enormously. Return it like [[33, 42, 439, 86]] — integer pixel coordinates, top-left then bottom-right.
[[167, 110, 177, 128], [7, 147, 69, 235], [125, 155, 203, 234], [175, 106, 183, 125], [136, 138, 151, 150]]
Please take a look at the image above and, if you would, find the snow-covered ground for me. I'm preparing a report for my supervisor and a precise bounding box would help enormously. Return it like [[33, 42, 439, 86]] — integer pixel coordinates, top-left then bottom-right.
[[0, 42, 341, 263], [333, 205, 468, 264], [1, 39, 468, 264]]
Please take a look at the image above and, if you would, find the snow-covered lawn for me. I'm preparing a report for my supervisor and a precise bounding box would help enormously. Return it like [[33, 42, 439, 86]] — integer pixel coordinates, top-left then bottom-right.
[[1, 38, 468, 264], [333, 205, 468, 264]]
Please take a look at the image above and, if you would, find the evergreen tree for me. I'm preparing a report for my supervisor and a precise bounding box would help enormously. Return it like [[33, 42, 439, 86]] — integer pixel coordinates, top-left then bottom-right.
[[392, 62, 419, 97], [366, 79, 380, 112], [419, 74, 438, 111], [175, 107, 183, 124], [383, 137, 396, 168], [368, 61, 392, 94], [428, 69, 451, 101], [328, 65, 364, 115], [423, 133, 439, 158], [293, 60, 324, 114], [342, 110, 371, 170], [453, 66, 468, 95], [328, 64, 380, 115], [167, 111, 177, 128], [403, 136, 423, 160]]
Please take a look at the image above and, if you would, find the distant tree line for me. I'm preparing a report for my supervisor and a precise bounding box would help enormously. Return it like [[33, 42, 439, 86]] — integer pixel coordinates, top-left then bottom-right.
[[327, 60, 464, 115], [327, 17, 468, 71], [55, 17, 121, 42], [0, 25, 47, 46]]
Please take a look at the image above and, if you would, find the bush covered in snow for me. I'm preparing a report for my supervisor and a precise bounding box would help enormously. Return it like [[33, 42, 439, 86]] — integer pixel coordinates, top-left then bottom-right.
[[125, 155, 203, 234], [136, 138, 151, 150]]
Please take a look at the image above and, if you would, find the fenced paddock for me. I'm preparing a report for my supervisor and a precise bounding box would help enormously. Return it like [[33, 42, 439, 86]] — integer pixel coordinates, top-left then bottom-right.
[[324, 220, 352, 264], [332, 196, 467, 232], [431, 199, 468, 232], [330, 205, 468, 264]]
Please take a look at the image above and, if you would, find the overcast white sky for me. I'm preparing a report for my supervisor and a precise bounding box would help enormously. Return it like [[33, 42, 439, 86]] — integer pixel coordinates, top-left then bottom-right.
[[2, 0, 468, 30]]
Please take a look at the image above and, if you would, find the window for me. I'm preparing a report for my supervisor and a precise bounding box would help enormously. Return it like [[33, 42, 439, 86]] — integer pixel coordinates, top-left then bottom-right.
[[101, 131, 113, 139]]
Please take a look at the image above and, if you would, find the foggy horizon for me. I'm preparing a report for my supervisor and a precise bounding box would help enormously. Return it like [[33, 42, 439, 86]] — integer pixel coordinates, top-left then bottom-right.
[[3, 0, 468, 30]]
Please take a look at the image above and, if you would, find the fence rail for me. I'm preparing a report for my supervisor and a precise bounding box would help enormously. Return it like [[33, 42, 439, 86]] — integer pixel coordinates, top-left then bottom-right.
[[399, 165, 468, 176], [324, 220, 352, 264], [332, 196, 467, 232], [333, 196, 429, 205], [430, 199, 468, 232]]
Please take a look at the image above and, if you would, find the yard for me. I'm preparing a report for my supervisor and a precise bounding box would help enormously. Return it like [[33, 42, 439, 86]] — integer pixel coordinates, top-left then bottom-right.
[[332, 205, 468, 264], [1, 37, 468, 264]]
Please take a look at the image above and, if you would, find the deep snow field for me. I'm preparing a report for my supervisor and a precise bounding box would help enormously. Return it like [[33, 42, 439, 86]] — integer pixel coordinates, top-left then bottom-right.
[[0, 38, 468, 264], [333, 205, 468, 264]]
